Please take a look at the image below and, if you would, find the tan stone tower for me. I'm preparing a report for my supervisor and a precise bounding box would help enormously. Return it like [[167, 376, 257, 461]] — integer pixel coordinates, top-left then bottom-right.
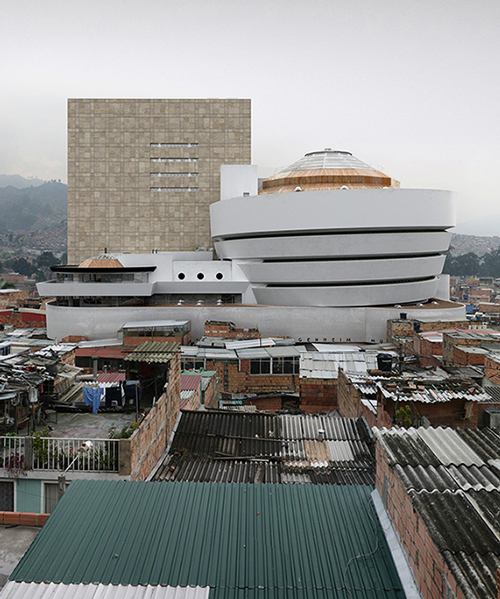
[[67, 99, 251, 264]]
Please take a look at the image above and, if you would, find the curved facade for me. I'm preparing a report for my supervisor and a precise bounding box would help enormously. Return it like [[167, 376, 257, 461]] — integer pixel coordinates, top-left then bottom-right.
[[38, 149, 461, 342], [211, 150, 455, 308]]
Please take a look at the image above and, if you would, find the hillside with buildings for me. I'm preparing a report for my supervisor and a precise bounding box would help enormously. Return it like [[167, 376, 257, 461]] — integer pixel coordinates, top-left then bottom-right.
[[3, 100, 500, 599], [450, 232, 500, 256]]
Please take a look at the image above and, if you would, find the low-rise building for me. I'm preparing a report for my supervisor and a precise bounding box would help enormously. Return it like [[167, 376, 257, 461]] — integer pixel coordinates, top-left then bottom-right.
[[338, 369, 499, 429], [374, 426, 500, 599]]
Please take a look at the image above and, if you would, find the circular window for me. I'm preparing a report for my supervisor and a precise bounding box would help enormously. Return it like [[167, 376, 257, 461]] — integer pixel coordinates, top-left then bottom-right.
[[177, 272, 186, 280], [215, 272, 224, 280], [197, 272, 205, 280]]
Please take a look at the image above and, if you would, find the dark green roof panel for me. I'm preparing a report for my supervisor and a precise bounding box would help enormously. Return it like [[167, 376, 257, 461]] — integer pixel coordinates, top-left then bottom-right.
[[12, 481, 404, 598]]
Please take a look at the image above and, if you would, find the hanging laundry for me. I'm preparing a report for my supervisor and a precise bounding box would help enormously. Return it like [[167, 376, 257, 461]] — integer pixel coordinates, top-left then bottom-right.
[[83, 387, 104, 414]]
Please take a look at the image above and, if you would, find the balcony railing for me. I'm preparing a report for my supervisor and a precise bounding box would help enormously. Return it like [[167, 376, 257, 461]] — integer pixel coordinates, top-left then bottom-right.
[[0, 436, 25, 471], [0, 436, 120, 473]]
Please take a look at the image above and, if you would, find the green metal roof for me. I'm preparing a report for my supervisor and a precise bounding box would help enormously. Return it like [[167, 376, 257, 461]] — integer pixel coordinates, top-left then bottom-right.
[[11, 481, 404, 598]]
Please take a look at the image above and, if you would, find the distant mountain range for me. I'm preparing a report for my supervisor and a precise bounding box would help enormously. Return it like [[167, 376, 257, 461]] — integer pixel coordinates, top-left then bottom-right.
[[0, 174, 48, 188], [453, 214, 500, 237], [450, 233, 500, 256], [0, 180, 67, 232]]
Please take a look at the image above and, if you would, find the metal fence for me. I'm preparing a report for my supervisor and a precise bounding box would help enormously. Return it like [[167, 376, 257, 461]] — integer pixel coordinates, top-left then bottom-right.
[[0, 436, 120, 473], [0, 436, 25, 471]]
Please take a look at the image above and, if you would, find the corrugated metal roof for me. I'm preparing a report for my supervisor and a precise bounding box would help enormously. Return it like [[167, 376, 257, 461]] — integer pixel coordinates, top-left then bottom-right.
[[181, 374, 203, 391], [376, 427, 500, 599], [10, 480, 405, 597], [225, 338, 275, 350], [375, 426, 494, 469], [0, 582, 208, 599], [411, 489, 500, 599], [153, 412, 375, 485], [96, 372, 126, 384], [376, 379, 493, 403], [299, 352, 379, 379], [124, 342, 179, 363]]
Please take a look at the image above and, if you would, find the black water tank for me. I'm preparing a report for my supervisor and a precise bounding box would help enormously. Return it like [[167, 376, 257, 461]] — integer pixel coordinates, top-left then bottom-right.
[[377, 353, 393, 372]]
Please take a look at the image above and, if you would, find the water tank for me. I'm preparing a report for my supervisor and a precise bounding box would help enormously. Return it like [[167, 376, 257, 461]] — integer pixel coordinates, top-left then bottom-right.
[[377, 353, 393, 372]]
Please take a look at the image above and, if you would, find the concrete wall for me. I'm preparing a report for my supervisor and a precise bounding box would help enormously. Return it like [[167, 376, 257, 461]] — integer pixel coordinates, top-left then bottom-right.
[[220, 164, 258, 201], [45, 301, 466, 344], [15, 479, 42, 513]]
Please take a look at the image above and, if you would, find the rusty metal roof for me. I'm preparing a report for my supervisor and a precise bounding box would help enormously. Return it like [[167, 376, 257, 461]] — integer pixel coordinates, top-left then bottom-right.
[[124, 342, 179, 363]]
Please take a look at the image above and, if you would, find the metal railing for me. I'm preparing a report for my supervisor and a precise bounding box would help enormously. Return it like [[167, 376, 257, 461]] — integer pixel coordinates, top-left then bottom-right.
[[33, 438, 119, 472], [0, 436, 120, 473], [0, 436, 25, 470]]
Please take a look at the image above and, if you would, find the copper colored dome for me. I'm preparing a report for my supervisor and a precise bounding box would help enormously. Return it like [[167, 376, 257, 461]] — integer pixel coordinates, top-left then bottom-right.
[[78, 254, 124, 268], [260, 150, 400, 194]]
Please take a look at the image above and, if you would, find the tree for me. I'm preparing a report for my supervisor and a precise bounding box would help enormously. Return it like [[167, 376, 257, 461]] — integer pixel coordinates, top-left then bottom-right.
[[479, 249, 500, 278], [443, 252, 480, 276], [8, 258, 34, 277], [36, 251, 60, 269]]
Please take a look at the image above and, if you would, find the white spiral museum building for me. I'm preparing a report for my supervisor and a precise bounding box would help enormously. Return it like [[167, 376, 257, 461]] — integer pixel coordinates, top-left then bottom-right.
[[212, 150, 454, 307], [38, 150, 463, 341]]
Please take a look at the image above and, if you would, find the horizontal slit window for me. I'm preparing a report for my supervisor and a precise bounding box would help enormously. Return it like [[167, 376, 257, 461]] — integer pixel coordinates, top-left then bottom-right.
[[150, 143, 198, 147], [151, 187, 199, 192], [150, 158, 198, 163], [151, 172, 198, 177]]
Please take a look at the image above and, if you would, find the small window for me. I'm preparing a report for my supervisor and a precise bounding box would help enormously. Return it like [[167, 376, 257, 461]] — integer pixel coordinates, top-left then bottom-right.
[[215, 272, 224, 280], [178, 272, 186, 280], [44, 481, 68, 513], [0, 481, 14, 511], [197, 273, 205, 280]]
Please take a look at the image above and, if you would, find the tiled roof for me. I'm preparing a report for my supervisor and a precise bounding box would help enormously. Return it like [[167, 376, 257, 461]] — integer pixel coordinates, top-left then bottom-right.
[[375, 426, 500, 599], [153, 411, 375, 485], [10, 480, 405, 598]]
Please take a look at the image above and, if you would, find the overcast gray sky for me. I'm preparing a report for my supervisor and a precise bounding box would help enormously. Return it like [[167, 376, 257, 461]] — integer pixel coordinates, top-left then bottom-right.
[[1, 0, 500, 223]]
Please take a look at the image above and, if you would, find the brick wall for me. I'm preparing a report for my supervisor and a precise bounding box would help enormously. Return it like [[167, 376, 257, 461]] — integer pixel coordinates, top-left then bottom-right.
[[203, 374, 219, 409], [129, 352, 181, 481], [485, 355, 500, 385], [299, 378, 337, 413], [378, 395, 484, 429], [205, 360, 297, 395], [452, 345, 486, 366], [415, 335, 443, 367], [182, 386, 201, 411], [0, 308, 46, 328], [245, 396, 283, 412], [479, 302, 500, 314], [0, 511, 49, 526], [376, 441, 467, 599], [0, 290, 31, 309], [204, 321, 260, 339], [337, 369, 360, 418]]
